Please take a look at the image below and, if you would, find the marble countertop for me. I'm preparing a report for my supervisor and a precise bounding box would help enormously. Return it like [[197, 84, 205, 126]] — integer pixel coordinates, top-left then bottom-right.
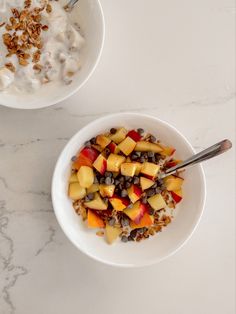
[[0, 1, 235, 313]]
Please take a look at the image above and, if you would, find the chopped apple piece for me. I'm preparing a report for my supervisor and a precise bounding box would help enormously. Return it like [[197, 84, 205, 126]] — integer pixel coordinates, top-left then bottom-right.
[[68, 182, 86, 200], [73, 147, 99, 170], [140, 177, 155, 190], [87, 209, 105, 228], [118, 136, 136, 156], [77, 166, 94, 188], [109, 195, 130, 211], [121, 162, 137, 177], [127, 184, 142, 203], [87, 183, 99, 194], [96, 135, 111, 149], [107, 153, 126, 172], [133, 162, 142, 175], [99, 184, 115, 198], [105, 224, 122, 244], [134, 141, 163, 153], [148, 194, 166, 211], [141, 162, 160, 179], [69, 173, 78, 183], [84, 192, 108, 210], [130, 213, 154, 228], [159, 144, 176, 156], [171, 189, 183, 203], [127, 130, 142, 142], [107, 142, 120, 154], [164, 175, 184, 191], [93, 154, 107, 175], [109, 127, 128, 144], [124, 201, 147, 224]]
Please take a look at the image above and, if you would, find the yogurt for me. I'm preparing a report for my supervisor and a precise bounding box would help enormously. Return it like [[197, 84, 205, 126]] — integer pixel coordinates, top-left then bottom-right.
[[0, 0, 84, 93]]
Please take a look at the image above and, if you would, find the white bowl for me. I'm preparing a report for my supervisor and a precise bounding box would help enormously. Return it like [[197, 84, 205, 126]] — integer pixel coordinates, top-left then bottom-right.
[[0, 0, 105, 109], [52, 113, 206, 267]]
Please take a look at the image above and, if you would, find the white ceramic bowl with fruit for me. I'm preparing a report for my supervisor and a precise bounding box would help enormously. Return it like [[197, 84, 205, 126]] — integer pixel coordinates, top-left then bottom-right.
[[52, 113, 206, 267]]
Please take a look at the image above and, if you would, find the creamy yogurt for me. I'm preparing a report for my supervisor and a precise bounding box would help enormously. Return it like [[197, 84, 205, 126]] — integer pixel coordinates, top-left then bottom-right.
[[0, 0, 84, 93]]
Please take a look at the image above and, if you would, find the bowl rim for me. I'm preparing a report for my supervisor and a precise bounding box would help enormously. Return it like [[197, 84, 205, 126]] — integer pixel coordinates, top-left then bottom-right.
[[0, 0, 105, 110], [51, 112, 206, 267]]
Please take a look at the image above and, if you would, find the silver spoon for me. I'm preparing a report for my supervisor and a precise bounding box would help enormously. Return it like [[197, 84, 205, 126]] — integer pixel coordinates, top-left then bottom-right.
[[64, 0, 79, 11], [161, 139, 232, 178]]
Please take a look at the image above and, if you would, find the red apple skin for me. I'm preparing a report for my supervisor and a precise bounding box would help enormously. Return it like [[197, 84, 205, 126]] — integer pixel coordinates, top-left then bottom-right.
[[81, 147, 99, 162], [127, 130, 142, 142], [171, 191, 182, 203]]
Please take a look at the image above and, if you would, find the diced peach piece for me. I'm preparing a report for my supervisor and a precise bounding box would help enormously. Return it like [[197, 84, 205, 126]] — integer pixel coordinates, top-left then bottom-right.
[[87, 183, 99, 194], [159, 144, 176, 156], [134, 141, 163, 153], [107, 142, 120, 154], [133, 162, 142, 175], [68, 182, 86, 200], [96, 135, 111, 149], [93, 154, 107, 175], [148, 194, 166, 211], [140, 177, 155, 190], [121, 162, 137, 177], [109, 195, 130, 211], [105, 224, 122, 244], [109, 127, 128, 144], [107, 153, 126, 172], [69, 173, 78, 183], [165, 159, 182, 168], [118, 136, 136, 156], [130, 213, 154, 228], [127, 130, 142, 142], [171, 189, 183, 203], [141, 162, 160, 179], [124, 201, 147, 224], [127, 184, 142, 203], [77, 166, 94, 188], [99, 184, 115, 198], [73, 147, 99, 170], [126, 157, 132, 162], [164, 175, 184, 191], [91, 144, 103, 152], [87, 209, 105, 228], [84, 192, 108, 210]]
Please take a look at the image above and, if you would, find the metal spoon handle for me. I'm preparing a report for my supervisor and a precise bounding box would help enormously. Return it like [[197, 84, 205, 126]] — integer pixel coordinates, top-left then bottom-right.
[[163, 139, 232, 177], [64, 0, 79, 11]]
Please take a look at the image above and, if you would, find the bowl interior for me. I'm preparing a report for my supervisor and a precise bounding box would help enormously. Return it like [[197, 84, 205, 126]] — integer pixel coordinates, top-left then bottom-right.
[[52, 113, 206, 267], [0, 0, 104, 109]]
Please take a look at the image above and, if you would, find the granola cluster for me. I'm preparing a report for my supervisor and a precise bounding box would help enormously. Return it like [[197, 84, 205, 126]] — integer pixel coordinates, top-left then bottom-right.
[[1, 0, 52, 72]]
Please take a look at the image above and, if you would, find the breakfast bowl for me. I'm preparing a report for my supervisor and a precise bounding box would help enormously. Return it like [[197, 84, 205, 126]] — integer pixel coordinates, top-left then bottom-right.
[[0, 0, 105, 109], [51, 113, 206, 267]]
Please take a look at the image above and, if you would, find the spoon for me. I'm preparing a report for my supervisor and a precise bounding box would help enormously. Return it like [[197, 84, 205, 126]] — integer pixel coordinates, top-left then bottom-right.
[[64, 0, 79, 11], [161, 139, 232, 178]]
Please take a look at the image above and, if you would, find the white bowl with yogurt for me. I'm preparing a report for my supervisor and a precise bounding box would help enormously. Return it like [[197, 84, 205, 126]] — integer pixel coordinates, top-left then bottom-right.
[[0, 0, 105, 109]]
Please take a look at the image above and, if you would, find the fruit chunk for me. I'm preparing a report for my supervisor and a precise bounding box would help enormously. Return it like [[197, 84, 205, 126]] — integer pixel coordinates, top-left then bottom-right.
[[127, 130, 142, 142], [164, 175, 184, 191], [107, 142, 120, 154], [96, 135, 111, 149], [141, 162, 160, 179], [68, 182, 86, 200], [118, 136, 136, 156], [134, 141, 163, 153], [87, 209, 105, 228], [109, 127, 127, 144], [109, 195, 130, 211], [69, 173, 78, 183], [105, 224, 122, 244], [99, 184, 115, 198], [93, 154, 107, 175], [140, 177, 155, 190], [133, 162, 142, 175], [84, 192, 108, 210], [121, 162, 137, 177], [159, 144, 176, 156], [148, 194, 166, 211], [130, 213, 154, 228], [124, 201, 147, 224], [171, 189, 183, 203], [87, 183, 99, 194], [107, 153, 126, 172], [127, 184, 142, 203], [165, 159, 182, 168], [77, 166, 94, 188], [73, 147, 99, 170]]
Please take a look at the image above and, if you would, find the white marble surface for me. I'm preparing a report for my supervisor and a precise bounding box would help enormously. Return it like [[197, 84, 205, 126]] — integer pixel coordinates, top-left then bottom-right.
[[0, 0, 235, 313]]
